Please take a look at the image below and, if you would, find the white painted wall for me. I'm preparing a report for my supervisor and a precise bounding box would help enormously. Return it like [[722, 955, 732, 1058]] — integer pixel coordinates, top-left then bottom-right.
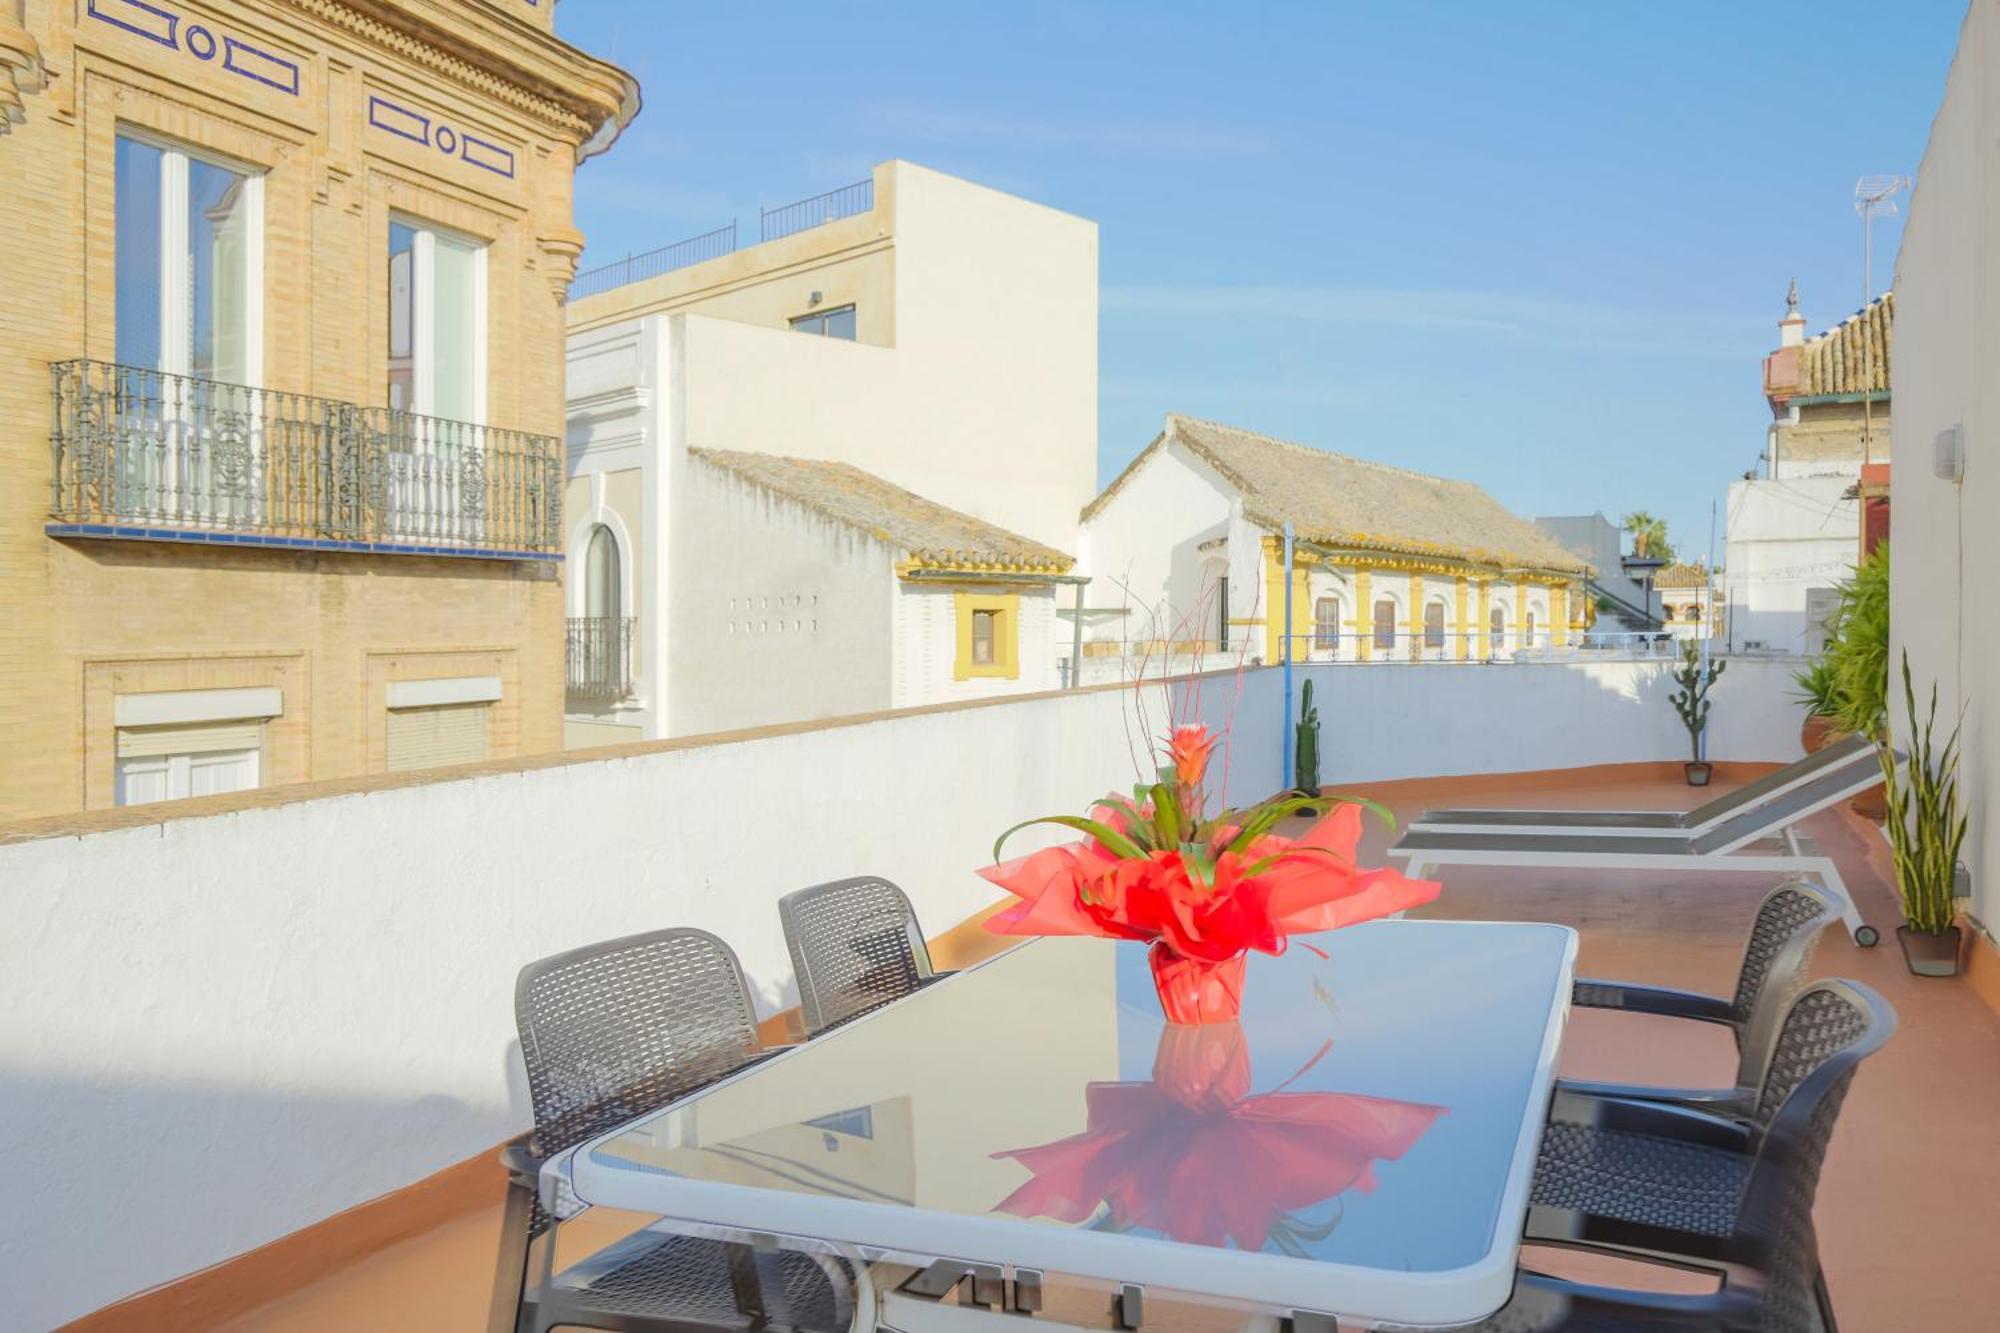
[[1078, 438, 1238, 648], [1722, 474, 1857, 654], [0, 657, 1806, 1327], [891, 583, 1063, 708], [1887, 0, 1994, 926], [668, 458, 897, 734]]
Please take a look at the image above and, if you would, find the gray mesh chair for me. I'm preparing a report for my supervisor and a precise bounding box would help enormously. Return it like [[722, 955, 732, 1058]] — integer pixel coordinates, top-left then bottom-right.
[[1410, 979, 1894, 1332], [780, 877, 945, 1037], [1564, 880, 1841, 1117], [490, 927, 854, 1333]]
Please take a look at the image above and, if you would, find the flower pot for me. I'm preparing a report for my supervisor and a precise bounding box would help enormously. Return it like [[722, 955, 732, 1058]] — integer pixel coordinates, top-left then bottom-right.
[[1684, 761, 1713, 787], [1801, 714, 1846, 755], [1148, 944, 1247, 1025], [1896, 924, 1963, 978], [1850, 782, 1887, 821]]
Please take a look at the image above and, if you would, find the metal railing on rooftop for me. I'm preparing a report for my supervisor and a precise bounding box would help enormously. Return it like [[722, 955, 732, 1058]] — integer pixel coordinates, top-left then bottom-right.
[[567, 222, 739, 303], [760, 178, 873, 243], [567, 615, 636, 702], [49, 359, 564, 555]]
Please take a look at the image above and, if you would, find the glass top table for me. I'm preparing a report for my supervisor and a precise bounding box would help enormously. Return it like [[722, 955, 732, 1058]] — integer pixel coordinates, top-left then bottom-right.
[[550, 918, 1577, 1327]]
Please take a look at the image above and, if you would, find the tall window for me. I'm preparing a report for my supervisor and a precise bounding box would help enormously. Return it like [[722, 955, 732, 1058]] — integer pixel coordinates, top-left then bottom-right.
[[1314, 596, 1342, 655], [1372, 598, 1396, 651], [970, 609, 998, 666], [388, 219, 484, 420], [790, 304, 856, 339], [1216, 576, 1230, 652], [1489, 605, 1507, 656], [1523, 611, 1538, 648], [585, 525, 621, 620], [1424, 601, 1446, 652], [116, 134, 261, 384]]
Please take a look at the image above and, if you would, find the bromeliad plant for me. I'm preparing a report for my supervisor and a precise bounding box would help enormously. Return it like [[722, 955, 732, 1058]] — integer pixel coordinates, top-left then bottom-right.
[[1883, 654, 1968, 938], [981, 722, 1440, 1025]]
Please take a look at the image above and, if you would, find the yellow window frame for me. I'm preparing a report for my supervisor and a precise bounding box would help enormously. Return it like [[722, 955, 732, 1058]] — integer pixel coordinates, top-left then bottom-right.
[[954, 592, 1020, 680]]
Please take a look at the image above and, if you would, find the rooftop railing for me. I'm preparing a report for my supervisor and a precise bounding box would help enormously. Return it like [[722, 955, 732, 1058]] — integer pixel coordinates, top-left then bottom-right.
[[48, 359, 564, 558], [567, 222, 739, 303], [760, 177, 873, 243]]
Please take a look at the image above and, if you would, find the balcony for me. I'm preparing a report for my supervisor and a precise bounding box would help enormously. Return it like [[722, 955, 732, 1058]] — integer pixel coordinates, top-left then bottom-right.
[[566, 615, 636, 702], [47, 359, 564, 560]]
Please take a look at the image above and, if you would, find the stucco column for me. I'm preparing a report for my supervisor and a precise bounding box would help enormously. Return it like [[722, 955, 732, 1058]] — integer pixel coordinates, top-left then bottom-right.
[[1354, 569, 1373, 662], [1408, 572, 1423, 660], [1476, 579, 1492, 659], [1454, 576, 1470, 660], [1551, 583, 1568, 647], [1515, 583, 1529, 648]]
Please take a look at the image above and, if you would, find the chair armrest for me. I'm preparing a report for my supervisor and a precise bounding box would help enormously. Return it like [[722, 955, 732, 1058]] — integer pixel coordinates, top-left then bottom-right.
[[1509, 1265, 1740, 1327], [1547, 1088, 1755, 1153], [497, 1131, 544, 1186], [1572, 977, 1738, 1026], [1555, 1077, 1752, 1117], [1524, 1205, 1735, 1271]]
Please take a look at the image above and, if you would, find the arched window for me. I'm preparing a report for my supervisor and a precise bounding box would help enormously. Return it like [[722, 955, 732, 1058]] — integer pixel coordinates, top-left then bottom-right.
[[1372, 597, 1397, 651], [585, 524, 621, 620], [1489, 605, 1507, 656], [1423, 600, 1446, 652], [1523, 609, 1538, 648], [1314, 596, 1342, 655]]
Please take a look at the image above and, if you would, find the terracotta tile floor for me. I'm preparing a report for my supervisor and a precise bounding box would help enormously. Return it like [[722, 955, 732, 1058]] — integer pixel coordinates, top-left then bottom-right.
[[221, 766, 2000, 1332]]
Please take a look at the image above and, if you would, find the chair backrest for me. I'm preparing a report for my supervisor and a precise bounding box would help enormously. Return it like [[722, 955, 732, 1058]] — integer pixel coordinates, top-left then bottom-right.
[[1736, 980, 1896, 1331], [780, 877, 933, 1037], [1680, 733, 1876, 830], [1693, 749, 1890, 856], [1728, 881, 1842, 1091], [515, 927, 763, 1160]]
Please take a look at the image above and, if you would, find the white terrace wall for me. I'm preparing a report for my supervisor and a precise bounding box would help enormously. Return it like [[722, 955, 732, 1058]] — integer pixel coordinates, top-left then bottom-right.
[[0, 657, 1798, 1327]]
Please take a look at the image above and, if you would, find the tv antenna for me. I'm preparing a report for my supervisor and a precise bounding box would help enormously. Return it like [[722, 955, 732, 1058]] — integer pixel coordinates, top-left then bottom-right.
[[1852, 175, 1908, 468]]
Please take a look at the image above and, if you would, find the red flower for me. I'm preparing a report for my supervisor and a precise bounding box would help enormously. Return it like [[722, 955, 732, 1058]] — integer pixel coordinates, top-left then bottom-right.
[[1168, 725, 1219, 787], [992, 1023, 1444, 1251]]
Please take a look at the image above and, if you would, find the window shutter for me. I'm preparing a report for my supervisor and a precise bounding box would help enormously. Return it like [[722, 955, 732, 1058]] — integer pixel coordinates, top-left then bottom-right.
[[386, 703, 491, 772], [118, 720, 265, 759]]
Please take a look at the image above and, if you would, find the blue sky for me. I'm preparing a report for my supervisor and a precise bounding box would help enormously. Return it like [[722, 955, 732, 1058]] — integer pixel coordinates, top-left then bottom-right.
[[559, 1, 1964, 560]]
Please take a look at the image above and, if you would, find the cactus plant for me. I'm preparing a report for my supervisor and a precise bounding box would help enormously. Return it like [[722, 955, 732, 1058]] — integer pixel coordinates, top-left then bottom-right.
[[1668, 639, 1725, 768], [1294, 678, 1322, 796]]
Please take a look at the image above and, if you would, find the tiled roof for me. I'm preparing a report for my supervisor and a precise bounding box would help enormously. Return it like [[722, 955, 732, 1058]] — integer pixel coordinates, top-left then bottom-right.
[[691, 448, 1074, 573], [1800, 292, 1892, 396], [1085, 415, 1591, 577], [1652, 561, 1714, 590]]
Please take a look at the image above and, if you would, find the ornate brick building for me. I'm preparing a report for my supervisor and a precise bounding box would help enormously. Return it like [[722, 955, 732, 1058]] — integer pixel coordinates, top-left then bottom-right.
[[0, 0, 635, 817]]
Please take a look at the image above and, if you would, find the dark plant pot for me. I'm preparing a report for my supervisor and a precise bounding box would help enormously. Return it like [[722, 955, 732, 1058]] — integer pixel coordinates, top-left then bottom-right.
[[1897, 924, 1963, 978], [1684, 761, 1713, 787]]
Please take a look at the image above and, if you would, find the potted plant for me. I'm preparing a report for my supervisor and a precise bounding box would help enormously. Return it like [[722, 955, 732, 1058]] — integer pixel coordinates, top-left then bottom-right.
[[1790, 657, 1845, 755], [1822, 546, 1891, 819], [1883, 654, 1969, 976], [1668, 639, 1725, 786], [1294, 678, 1322, 797]]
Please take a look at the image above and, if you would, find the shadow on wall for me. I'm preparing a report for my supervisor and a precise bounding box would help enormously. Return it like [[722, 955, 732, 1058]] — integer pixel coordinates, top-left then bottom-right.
[[0, 1066, 506, 1331]]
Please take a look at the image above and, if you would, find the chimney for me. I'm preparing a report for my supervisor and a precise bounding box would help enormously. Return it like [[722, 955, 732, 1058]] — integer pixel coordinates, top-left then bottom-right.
[[1778, 278, 1806, 348]]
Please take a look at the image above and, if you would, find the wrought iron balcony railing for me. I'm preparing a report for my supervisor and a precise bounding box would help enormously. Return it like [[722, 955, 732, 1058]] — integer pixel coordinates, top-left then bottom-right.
[[567, 615, 636, 702], [48, 359, 564, 559]]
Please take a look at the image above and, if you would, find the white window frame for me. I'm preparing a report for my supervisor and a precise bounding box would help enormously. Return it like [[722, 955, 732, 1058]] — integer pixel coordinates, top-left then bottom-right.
[[119, 128, 265, 388], [390, 214, 487, 425]]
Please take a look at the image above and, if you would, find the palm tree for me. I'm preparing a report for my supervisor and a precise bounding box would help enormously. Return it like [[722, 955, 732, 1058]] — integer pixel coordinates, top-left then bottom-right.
[[1622, 511, 1675, 564]]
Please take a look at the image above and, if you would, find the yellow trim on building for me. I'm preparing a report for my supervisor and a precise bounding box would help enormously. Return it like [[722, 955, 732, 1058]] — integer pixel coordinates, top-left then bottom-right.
[[954, 592, 1020, 680], [1455, 576, 1470, 661], [1407, 572, 1423, 661], [1476, 579, 1492, 659], [1550, 584, 1569, 648], [1354, 569, 1374, 662]]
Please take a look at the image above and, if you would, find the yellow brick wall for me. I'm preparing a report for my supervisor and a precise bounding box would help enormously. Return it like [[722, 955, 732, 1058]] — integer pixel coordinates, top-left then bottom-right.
[[0, 0, 630, 818]]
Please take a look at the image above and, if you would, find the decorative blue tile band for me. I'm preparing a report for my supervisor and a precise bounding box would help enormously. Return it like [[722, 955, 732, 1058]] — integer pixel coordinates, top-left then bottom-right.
[[87, 0, 300, 96], [47, 524, 562, 563], [368, 93, 517, 180]]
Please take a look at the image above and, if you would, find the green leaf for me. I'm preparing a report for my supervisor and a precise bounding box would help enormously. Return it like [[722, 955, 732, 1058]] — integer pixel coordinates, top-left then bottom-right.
[[992, 814, 1147, 865], [1150, 782, 1182, 847]]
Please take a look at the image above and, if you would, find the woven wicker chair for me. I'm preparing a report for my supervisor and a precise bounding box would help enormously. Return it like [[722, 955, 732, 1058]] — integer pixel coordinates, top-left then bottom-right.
[[1563, 880, 1841, 1117], [1399, 979, 1893, 1332], [490, 927, 854, 1333], [780, 877, 945, 1037]]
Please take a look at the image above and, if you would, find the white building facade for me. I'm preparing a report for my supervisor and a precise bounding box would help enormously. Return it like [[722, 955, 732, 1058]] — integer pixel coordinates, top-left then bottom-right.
[[561, 161, 1098, 742]]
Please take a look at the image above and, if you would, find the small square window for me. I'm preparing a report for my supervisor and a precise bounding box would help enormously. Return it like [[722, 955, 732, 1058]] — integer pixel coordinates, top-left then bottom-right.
[[790, 304, 857, 340]]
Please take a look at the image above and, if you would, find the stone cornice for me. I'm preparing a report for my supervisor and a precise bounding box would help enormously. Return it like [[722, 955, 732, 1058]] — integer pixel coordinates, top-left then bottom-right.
[[280, 0, 637, 150]]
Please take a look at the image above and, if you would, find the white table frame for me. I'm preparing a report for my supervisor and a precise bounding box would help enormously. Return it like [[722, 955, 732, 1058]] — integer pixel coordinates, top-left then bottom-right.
[[548, 921, 1579, 1330]]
